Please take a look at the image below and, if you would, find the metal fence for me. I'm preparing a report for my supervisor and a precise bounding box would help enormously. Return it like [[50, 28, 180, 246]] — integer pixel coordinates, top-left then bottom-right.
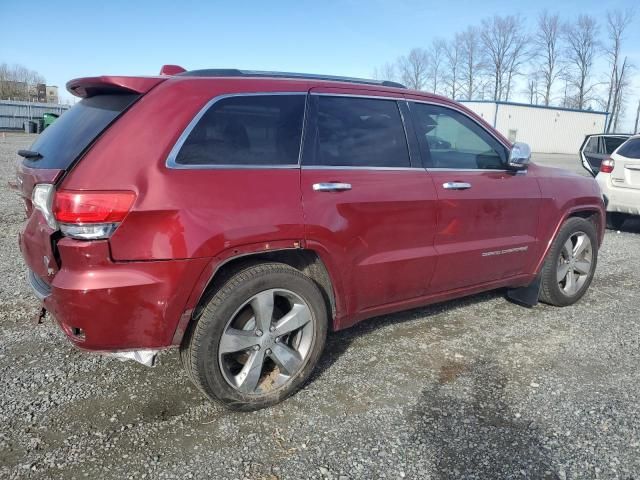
[[0, 100, 70, 130]]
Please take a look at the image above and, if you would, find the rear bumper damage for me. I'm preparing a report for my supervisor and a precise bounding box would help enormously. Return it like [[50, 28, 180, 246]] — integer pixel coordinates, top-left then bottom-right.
[[23, 237, 209, 361], [104, 349, 160, 367]]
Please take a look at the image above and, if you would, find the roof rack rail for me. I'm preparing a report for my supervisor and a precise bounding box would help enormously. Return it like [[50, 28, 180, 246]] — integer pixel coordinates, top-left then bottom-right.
[[177, 69, 406, 89]]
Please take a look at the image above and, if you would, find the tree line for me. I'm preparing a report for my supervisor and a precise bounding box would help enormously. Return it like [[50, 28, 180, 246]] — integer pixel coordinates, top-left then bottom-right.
[[373, 9, 636, 133], [0, 63, 46, 101]]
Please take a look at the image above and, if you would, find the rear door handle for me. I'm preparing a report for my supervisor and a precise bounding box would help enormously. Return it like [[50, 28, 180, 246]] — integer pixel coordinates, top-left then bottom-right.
[[313, 182, 352, 192], [442, 181, 472, 190]]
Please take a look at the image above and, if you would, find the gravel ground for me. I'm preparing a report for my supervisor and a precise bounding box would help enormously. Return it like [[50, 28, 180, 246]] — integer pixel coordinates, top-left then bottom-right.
[[1, 132, 639, 480]]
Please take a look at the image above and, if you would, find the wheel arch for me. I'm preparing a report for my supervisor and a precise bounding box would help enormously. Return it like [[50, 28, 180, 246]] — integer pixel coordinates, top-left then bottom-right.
[[533, 206, 604, 275], [173, 247, 341, 346]]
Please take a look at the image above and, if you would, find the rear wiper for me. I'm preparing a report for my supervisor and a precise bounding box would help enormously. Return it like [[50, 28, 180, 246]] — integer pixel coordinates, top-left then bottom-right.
[[17, 149, 43, 160]]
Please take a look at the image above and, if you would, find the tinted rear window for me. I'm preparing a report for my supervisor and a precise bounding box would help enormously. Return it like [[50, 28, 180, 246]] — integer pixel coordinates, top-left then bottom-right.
[[24, 94, 139, 169], [308, 96, 410, 168], [604, 136, 629, 154], [616, 138, 640, 159], [174, 95, 306, 166]]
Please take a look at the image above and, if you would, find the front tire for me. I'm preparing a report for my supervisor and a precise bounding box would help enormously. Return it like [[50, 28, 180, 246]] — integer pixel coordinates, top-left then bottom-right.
[[181, 262, 327, 411], [539, 217, 598, 307]]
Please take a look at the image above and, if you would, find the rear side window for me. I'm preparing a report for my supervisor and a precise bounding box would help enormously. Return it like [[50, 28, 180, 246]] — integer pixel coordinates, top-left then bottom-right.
[[604, 136, 628, 154], [309, 96, 410, 168], [24, 94, 139, 169], [174, 95, 305, 166], [617, 138, 640, 159], [583, 136, 599, 154]]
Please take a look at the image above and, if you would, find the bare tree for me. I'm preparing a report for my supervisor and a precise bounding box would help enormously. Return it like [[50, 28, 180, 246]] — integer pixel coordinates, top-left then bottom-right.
[[459, 26, 483, 100], [0, 63, 46, 100], [427, 39, 446, 93], [480, 15, 529, 101], [372, 62, 397, 82], [610, 57, 632, 132], [524, 72, 540, 105], [604, 9, 635, 132], [397, 48, 429, 90], [444, 34, 463, 99], [534, 11, 562, 106], [504, 32, 530, 100], [562, 15, 600, 110]]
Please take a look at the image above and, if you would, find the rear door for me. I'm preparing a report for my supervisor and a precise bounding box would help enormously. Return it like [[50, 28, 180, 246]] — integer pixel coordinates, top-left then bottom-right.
[[300, 89, 438, 318], [407, 100, 540, 292], [611, 137, 640, 190]]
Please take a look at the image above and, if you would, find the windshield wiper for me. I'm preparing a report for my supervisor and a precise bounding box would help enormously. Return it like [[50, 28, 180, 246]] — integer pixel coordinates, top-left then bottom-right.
[[17, 149, 43, 160]]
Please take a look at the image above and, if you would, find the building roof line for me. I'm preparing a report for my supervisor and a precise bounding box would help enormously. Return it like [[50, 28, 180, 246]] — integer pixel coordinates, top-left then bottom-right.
[[459, 99, 609, 116]]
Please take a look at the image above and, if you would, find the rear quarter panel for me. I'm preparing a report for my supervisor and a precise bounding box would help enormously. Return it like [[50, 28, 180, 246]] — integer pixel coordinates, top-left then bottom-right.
[[59, 78, 310, 261]]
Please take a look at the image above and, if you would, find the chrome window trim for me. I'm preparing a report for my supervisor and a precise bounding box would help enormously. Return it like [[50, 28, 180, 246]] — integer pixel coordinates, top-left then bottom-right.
[[165, 92, 307, 170], [310, 92, 405, 102], [426, 167, 510, 172], [302, 165, 423, 171]]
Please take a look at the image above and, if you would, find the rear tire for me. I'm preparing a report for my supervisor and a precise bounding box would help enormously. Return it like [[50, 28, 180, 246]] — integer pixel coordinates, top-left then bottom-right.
[[180, 262, 327, 411], [606, 212, 627, 230], [539, 217, 598, 307]]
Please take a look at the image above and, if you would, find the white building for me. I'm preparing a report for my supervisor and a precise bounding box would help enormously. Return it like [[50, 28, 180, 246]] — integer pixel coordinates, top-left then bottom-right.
[[461, 101, 608, 154]]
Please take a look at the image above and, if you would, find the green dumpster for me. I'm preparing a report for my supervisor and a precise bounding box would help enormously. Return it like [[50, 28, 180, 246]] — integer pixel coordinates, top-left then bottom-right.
[[43, 113, 60, 130]]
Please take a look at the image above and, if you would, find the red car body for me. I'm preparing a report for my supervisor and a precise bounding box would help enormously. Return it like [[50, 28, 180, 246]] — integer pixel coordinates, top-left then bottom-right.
[[17, 71, 605, 353]]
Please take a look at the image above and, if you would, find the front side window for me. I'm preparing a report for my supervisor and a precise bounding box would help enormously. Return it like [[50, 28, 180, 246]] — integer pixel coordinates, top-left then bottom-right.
[[410, 103, 507, 169], [309, 96, 410, 168], [174, 94, 305, 166]]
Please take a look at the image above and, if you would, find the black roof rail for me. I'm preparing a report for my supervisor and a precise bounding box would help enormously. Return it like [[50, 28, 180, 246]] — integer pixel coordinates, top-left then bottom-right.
[[177, 69, 407, 89]]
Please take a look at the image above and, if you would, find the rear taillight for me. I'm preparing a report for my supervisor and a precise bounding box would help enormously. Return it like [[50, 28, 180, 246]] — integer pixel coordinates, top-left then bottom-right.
[[52, 190, 136, 240], [600, 158, 615, 174], [31, 184, 57, 229]]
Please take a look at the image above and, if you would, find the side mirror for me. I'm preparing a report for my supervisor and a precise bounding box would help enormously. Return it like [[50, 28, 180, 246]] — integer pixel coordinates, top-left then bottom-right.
[[508, 142, 531, 170]]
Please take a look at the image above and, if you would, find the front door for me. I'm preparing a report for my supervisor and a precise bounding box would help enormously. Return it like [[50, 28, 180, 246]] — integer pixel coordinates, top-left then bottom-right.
[[300, 90, 438, 319], [408, 101, 540, 293]]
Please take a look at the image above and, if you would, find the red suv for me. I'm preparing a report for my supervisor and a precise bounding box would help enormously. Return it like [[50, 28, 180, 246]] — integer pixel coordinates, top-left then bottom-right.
[[16, 67, 605, 410]]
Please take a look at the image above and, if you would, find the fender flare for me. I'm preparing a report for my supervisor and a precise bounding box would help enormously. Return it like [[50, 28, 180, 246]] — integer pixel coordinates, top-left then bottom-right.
[[171, 239, 347, 344], [532, 204, 604, 275]]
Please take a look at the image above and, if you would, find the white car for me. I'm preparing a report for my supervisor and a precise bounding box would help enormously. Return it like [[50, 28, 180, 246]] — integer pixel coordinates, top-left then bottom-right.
[[596, 134, 640, 229]]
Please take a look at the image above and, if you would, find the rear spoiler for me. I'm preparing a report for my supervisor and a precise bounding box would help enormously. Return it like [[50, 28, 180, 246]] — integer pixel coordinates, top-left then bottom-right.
[[66, 76, 166, 98]]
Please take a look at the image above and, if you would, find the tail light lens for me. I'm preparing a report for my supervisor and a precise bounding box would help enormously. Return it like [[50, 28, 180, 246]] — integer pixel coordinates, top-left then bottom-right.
[[53, 190, 136, 240], [32, 184, 57, 229], [600, 158, 615, 174]]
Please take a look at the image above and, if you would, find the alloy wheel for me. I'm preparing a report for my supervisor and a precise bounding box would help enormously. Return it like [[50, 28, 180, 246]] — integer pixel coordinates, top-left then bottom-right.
[[218, 289, 315, 394], [556, 231, 593, 297]]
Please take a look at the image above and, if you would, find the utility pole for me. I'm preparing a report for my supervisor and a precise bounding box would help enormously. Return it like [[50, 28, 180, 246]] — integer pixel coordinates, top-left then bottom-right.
[[634, 99, 640, 134]]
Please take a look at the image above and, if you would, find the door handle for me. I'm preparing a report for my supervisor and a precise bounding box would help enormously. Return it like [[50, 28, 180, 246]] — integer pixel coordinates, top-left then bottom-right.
[[442, 181, 472, 190], [313, 182, 352, 192]]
